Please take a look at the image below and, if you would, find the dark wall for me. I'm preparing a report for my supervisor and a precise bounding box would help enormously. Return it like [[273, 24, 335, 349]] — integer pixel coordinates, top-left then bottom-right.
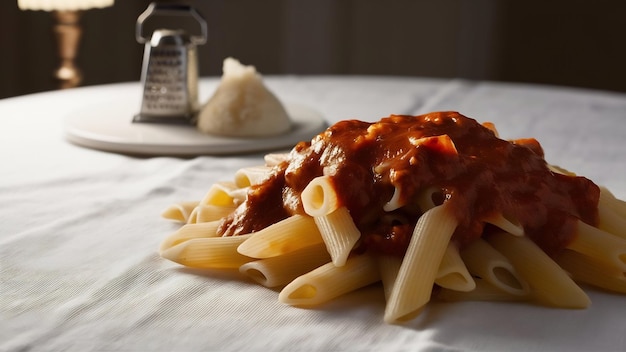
[[1, 0, 625, 99], [496, 1, 626, 93]]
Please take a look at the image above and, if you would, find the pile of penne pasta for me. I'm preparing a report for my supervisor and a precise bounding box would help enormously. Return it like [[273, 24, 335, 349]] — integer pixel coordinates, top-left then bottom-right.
[[159, 150, 626, 324]]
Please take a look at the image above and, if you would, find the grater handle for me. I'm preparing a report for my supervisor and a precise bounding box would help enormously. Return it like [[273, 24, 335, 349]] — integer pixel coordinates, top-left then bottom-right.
[[136, 2, 208, 45]]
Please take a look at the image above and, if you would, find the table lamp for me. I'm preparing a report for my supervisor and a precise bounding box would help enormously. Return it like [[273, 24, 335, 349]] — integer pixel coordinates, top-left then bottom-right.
[[17, 0, 115, 89]]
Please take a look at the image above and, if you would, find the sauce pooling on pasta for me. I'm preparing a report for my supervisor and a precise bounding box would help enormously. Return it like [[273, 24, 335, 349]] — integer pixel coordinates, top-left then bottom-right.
[[218, 112, 599, 257]]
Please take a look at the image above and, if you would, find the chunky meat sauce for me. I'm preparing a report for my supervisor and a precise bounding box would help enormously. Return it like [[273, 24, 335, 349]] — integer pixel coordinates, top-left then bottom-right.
[[218, 112, 599, 257]]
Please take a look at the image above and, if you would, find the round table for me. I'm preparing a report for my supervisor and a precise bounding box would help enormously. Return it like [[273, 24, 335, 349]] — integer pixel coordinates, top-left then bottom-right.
[[1, 76, 625, 351]]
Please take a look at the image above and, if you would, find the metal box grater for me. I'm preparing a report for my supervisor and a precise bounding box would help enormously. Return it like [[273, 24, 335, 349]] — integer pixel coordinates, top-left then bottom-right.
[[133, 2, 207, 124]]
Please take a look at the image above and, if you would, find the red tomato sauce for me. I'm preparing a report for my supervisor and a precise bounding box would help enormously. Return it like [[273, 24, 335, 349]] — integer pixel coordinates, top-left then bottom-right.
[[218, 112, 599, 257]]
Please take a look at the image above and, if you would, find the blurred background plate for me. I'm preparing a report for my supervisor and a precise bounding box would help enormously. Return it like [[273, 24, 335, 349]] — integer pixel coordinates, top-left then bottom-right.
[[64, 100, 326, 156]]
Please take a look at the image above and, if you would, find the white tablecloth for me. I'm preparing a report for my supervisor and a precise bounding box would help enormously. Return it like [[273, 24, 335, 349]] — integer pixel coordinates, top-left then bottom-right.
[[2, 76, 626, 351]]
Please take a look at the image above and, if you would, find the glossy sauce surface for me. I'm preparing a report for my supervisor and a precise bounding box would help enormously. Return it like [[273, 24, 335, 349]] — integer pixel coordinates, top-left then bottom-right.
[[219, 112, 599, 257]]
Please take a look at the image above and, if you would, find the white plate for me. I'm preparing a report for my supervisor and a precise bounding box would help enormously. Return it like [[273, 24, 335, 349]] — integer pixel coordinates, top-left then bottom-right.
[[64, 101, 327, 156]]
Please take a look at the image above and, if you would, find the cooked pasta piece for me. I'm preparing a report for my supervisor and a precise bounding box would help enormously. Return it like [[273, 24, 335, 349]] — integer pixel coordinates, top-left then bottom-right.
[[237, 215, 323, 258], [434, 243, 475, 292], [264, 153, 289, 167], [483, 212, 524, 237], [383, 186, 403, 212], [376, 255, 403, 301], [161, 201, 200, 223], [159, 112, 626, 325], [312, 207, 361, 267], [200, 182, 240, 207], [437, 278, 529, 302], [598, 202, 626, 239], [555, 249, 626, 294], [161, 234, 253, 269], [301, 175, 340, 217], [599, 186, 626, 218], [159, 221, 221, 252], [460, 238, 529, 296], [278, 253, 379, 306], [187, 204, 236, 224], [234, 166, 273, 188], [384, 203, 458, 323], [567, 220, 626, 272], [487, 232, 590, 308], [239, 243, 331, 287]]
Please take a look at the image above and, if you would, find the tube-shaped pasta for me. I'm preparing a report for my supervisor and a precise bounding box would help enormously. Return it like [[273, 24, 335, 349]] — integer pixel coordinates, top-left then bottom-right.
[[376, 255, 403, 301], [237, 215, 324, 258], [383, 186, 403, 212], [567, 220, 626, 272], [555, 249, 626, 294], [159, 221, 221, 252], [187, 204, 236, 224], [301, 175, 340, 216], [313, 207, 361, 267], [435, 243, 476, 292], [487, 232, 590, 308], [160, 234, 253, 269], [161, 201, 200, 223], [278, 253, 379, 306], [239, 243, 331, 287], [483, 212, 524, 237], [200, 182, 239, 207], [599, 186, 626, 218], [597, 202, 626, 239], [264, 153, 289, 167], [384, 203, 458, 323], [234, 166, 273, 188], [437, 278, 529, 302], [460, 238, 529, 296]]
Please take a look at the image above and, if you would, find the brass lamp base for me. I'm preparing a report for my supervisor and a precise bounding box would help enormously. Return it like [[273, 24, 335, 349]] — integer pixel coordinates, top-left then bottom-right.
[[53, 10, 83, 89]]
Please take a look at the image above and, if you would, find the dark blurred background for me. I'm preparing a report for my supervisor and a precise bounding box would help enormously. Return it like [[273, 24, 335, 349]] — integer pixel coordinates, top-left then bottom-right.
[[2, 0, 625, 99]]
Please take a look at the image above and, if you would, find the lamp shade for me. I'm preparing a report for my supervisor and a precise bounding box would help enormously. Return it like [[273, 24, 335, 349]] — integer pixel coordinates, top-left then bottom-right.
[[18, 0, 114, 11]]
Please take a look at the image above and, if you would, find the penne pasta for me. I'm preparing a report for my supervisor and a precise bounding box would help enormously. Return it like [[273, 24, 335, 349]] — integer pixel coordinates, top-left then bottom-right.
[[383, 186, 403, 212], [483, 212, 524, 237], [376, 255, 403, 301], [313, 207, 361, 267], [187, 204, 236, 224], [278, 253, 380, 306], [161, 234, 253, 269], [384, 203, 458, 323], [460, 238, 529, 296], [487, 232, 590, 308], [236, 215, 324, 258], [437, 278, 529, 302], [239, 243, 331, 287], [234, 165, 273, 188], [555, 249, 626, 294], [264, 153, 289, 167], [597, 201, 626, 239], [158, 112, 626, 325], [159, 221, 221, 253], [301, 175, 340, 217], [161, 201, 200, 223], [567, 220, 626, 272], [599, 186, 626, 218], [434, 243, 475, 292], [200, 182, 240, 207]]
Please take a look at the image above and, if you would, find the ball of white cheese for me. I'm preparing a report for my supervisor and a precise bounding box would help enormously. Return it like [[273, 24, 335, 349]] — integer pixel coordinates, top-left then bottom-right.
[[197, 58, 292, 137]]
